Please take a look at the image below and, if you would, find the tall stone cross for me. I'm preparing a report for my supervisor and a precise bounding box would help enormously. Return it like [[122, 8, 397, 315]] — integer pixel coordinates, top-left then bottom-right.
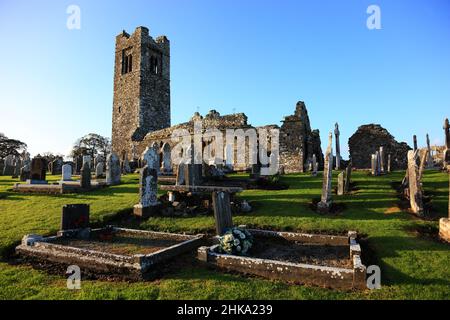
[[444, 118, 450, 168], [317, 132, 333, 212], [426, 133, 433, 168], [334, 123, 341, 170]]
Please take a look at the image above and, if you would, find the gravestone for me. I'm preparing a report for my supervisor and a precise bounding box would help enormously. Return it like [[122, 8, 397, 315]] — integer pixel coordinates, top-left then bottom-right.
[[122, 158, 131, 174], [299, 150, 304, 173], [311, 154, 318, 176], [184, 145, 203, 185], [337, 172, 344, 196], [133, 165, 159, 217], [74, 155, 83, 174], [94, 154, 104, 170], [3, 155, 14, 176], [250, 163, 261, 179], [438, 170, 450, 242], [407, 150, 423, 215], [371, 154, 377, 176], [375, 151, 381, 175], [335, 123, 341, 170], [443, 118, 450, 168], [106, 153, 121, 185], [142, 147, 159, 170], [62, 164, 72, 181], [387, 154, 391, 173], [51, 158, 63, 175], [61, 204, 90, 231], [19, 167, 30, 181], [426, 134, 433, 168], [317, 133, 333, 212], [29, 157, 47, 183], [418, 149, 428, 181], [161, 143, 172, 173], [212, 191, 233, 235], [176, 163, 186, 185], [379, 146, 385, 173], [82, 155, 91, 169], [344, 161, 352, 194], [12, 157, 21, 178], [95, 162, 104, 179], [80, 163, 91, 189], [185, 164, 202, 186]]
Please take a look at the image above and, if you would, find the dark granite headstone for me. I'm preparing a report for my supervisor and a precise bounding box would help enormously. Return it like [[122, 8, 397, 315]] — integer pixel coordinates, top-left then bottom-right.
[[61, 204, 90, 231], [75, 155, 83, 174], [30, 157, 46, 181], [51, 158, 63, 175], [80, 164, 91, 189]]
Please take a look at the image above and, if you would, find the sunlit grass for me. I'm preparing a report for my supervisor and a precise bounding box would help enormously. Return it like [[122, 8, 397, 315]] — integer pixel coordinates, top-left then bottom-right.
[[0, 170, 448, 300]]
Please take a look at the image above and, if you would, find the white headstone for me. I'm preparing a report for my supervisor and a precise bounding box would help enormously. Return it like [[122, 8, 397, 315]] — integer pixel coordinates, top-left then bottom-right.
[[62, 164, 72, 181]]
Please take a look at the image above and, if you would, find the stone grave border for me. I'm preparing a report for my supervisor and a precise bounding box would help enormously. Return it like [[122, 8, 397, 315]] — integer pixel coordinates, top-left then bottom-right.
[[16, 227, 204, 277], [197, 229, 366, 290]]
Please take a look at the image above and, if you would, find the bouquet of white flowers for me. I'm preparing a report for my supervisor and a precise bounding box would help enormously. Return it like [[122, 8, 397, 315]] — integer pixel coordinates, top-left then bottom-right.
[[219, 227, 253, 255]]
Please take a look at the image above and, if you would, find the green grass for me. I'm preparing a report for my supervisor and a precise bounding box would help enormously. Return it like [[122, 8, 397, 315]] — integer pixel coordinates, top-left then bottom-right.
[[0, 170, 449, 300]]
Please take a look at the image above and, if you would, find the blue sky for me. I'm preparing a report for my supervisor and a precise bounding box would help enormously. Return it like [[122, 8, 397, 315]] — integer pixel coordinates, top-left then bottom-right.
[[0, 0, 449, 158]]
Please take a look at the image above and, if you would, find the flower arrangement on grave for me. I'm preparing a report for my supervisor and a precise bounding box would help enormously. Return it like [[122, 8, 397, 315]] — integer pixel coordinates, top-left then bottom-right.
[[219, 227, 253, 256]]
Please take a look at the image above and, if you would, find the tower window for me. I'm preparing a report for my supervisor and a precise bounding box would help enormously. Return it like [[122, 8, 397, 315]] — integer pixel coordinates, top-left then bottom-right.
[[121, 51, 133, 75], [150, 56, 161, 75]]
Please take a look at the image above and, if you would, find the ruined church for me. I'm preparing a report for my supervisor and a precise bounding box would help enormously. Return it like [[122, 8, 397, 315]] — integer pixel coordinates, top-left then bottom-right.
[[111, 26, 323, 173]]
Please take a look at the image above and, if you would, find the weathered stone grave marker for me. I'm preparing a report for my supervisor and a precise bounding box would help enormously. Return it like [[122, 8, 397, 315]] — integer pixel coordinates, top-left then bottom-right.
[[106, 153, 121, 186], [439, 168, 450, 242], [407, 150, 423, 215], [95, 162, 104, 179], [311, 154, 318, 176], [337, 172, 344, 196], [335, 122, 341, 170], [379, 146, 385, 173], [426, 134, 433, 168], [344, 161, 352, 194], [3, 155, 14, 176], [133, 165, 159, 217], [80, 163, 91, 189], [317, 133, 333, 212], [212, 191, 233, 235], [443, 118, 450, 168]]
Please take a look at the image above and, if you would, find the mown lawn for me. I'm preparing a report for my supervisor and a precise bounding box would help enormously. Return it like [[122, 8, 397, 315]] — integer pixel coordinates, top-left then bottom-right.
[[0, 170, 448, 300]]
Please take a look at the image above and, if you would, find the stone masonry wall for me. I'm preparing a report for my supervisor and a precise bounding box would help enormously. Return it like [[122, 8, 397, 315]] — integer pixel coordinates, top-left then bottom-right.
[[112, 26, 170, 160], [349, 124, 411, 170]]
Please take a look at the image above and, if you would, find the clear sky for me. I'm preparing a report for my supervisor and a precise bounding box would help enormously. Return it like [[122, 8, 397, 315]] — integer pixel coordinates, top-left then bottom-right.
[[0, 0, 449, 158]]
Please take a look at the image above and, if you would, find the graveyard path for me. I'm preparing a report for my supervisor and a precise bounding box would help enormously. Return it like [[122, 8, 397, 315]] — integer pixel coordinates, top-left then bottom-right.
[[0, 171, 449, 299]]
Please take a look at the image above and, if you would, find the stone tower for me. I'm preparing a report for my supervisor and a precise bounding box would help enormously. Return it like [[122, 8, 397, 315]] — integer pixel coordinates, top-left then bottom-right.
[[112, 26, 170, 159]]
